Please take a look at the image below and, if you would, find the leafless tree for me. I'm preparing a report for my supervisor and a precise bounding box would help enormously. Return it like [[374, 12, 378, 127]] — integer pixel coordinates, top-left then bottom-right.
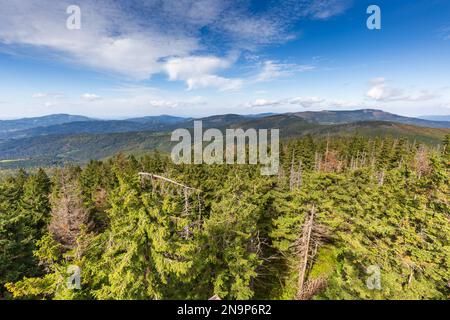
[[139, 172, 202, 239], [294, 205, 328, 300], [289, 151, 303, 191], [49, 171, 90, 251], [413, 145, 430, 179]]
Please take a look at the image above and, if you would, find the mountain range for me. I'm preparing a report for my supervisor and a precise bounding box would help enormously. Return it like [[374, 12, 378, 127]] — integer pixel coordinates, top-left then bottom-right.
[[0, 114, 92, 136], [1, 110, 449, 140], [0, 109, 449, 169]]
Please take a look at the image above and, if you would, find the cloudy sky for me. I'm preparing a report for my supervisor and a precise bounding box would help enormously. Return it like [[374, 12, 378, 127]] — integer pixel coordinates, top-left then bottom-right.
[[0, 0, 449, 119]]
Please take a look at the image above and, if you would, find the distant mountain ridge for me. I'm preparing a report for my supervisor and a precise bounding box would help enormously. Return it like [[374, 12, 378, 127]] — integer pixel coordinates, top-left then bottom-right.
[[0, 120, 447, 169], [289, 109, 450, 128], [1, 109, 449, 169], [0, 115, 188, 139], [1, 109, 449, 140], [0, 114, 93, 136], [4, 120, 149, 139], [126, 115, 188, 124]]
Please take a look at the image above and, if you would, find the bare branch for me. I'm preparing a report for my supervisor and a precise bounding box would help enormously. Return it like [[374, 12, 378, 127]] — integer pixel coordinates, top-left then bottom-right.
[[138, 172, 202, 192]]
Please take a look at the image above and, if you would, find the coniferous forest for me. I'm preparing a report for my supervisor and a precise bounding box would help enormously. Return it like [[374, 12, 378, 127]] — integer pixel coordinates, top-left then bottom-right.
[[1, 134, 449, 300]]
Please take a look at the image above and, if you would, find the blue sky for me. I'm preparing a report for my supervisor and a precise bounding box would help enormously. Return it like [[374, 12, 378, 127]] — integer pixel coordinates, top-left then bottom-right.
[[0, 0, 449, 119]]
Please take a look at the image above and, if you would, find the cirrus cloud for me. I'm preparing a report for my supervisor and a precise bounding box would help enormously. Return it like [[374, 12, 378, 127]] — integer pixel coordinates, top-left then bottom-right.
[[255, 60, 315, 82], [32, 92, 64, 99], [246, 96, 326, 108], [81, 93, 101, 101], [366, 77, 439, 102], [0, 0, 352, 84]]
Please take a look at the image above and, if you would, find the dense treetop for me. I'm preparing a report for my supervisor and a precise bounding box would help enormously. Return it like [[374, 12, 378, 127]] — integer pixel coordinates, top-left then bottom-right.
[[1, 134, 449, 300]]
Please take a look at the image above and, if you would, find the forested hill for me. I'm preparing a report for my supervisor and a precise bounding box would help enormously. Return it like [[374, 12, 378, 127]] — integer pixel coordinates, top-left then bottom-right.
[[0, 115, 187, 140], [0, 114, 93, 136], [0, 109, 449, 169], [1, 109, 449, 141], [291, 109, 450, 128], [1, 134, 449, 300], [0, 122, 449, 169], [303, 121, 450, 144]]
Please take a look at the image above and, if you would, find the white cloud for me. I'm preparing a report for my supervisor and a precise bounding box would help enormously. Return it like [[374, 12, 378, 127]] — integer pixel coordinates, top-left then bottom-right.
[[245, 99, 283, 108], [0, 1, 198, 80], [0, 0, 352, 82], [328, 99, 364, 108], [217, 0, 351, 47], [32, 93, 48, 98], [246, 95, 366, 110], [148, 100, 180, 108], [366, 77, 438, 102], [289, 96, 324, 108], [81, 93, 101, 101], [221, 16, 284, 47], [407, 90, 440, 102], [187, 75, 242, 91], [437, 25, 450, 40], [164, 55, 242, 91], [303, 0, 352, 19], [148, 96, 206, 109], [32, 92, 64, 99], [256, 61, 315, 82], [165, 56, 230, 81], [246, 96, 325, 108], [366, 77, 401, 101]]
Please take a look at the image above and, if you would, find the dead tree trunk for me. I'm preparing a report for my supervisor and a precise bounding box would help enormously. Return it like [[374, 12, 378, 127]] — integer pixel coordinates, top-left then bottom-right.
[[289, 151, 303, 191], [314, 152, 322, 172], [139, 172, 203, 237], [296, 160, 302, 190], [49, 171, 90, 251], [290, 150, 296, 191], [138, 172, 201, 192], [295, 205, 328, 300], [297, 205, 315, 297]]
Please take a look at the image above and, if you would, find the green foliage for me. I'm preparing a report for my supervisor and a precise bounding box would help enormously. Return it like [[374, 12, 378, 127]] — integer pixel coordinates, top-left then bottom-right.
[[1, 135, 449, 300], [0, 169, 51, 297]]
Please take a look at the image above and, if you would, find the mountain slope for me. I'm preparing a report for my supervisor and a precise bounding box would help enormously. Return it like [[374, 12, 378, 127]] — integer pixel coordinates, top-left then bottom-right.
[[0, 118, 187, 140], [4, 120, 150, 139], [0, 131, 171, 168], [292, 109, 450, 128], [0, 114, 93, 136], [229, 113, 319, 136], [306, 121, 450, 144]]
